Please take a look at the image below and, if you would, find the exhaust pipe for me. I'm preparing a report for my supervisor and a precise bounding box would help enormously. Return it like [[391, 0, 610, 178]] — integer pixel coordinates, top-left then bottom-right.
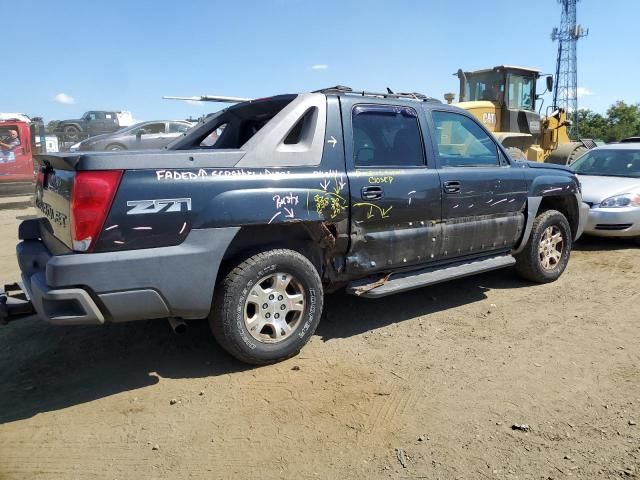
[[168, 317, 187, 334]]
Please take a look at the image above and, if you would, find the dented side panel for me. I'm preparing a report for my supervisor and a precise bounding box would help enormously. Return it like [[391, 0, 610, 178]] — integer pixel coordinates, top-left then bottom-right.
[[437, 166, 528, 258], [339, 97, 444, 275]]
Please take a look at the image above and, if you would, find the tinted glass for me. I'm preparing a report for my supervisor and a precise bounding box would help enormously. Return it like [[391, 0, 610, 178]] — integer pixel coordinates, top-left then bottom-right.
[[169, 122, 190, 133], [352, 105, 424, 167], [465, 72, 504, 102], [431, 111, 499, 167], [508, 75, 535, 110], [132, 123, 165, 135], [571, 148, 640, 178], [146, 123, 166, 134], [200, 124, 227, 147]]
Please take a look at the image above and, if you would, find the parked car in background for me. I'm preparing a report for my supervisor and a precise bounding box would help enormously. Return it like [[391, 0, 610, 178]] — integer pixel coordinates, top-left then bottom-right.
[[54, 111, 134, 141], [71, 120, 194, 151], [571, 143, 640, 240]]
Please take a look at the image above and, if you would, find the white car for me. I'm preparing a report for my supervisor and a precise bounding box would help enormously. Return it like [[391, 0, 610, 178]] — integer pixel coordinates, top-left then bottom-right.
[[572, 143, 640, 239]]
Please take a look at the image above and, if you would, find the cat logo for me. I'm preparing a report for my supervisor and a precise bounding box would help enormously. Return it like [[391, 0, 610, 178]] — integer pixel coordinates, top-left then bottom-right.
[[126, 198, 192, 215], [482, 112, 497, 126]]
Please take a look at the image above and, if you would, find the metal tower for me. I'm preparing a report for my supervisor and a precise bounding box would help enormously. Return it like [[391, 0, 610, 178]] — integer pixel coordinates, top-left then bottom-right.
[[551, 0, 588, 138]]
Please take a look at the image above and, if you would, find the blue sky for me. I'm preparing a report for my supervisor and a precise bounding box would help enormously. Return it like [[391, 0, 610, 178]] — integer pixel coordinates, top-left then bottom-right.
[[3, 0, 637, 122]]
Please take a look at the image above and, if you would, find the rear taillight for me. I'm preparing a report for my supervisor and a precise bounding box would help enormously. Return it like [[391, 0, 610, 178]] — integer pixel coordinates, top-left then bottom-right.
[[70, 170, 123, 252]]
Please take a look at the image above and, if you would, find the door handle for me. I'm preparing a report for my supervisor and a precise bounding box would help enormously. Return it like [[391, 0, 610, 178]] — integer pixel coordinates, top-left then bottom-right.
[[361, 186, 383, 200], [443, 181, 461, 194]]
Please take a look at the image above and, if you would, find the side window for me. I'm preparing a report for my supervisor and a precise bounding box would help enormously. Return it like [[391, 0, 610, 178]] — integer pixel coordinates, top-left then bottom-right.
[[169, 122, 190, 133], [94, 112, 106, 120], [431, 111, 499, 167], [352, 105, 425, 167], [144, 123, 166, 134], [87, 112, 97, 121], [508, 75, 534, 110], [200, 123, 227, 147]]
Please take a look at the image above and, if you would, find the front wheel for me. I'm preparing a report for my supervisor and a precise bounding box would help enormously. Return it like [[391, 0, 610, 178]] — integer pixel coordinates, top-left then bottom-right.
[[210, 249, 323, 365], [106, 143, 126, 151], [515, 209, 572, 283]]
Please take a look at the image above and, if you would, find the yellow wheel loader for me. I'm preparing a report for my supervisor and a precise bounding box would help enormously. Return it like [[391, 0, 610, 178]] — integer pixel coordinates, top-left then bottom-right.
[[450, 65, 593, 164]]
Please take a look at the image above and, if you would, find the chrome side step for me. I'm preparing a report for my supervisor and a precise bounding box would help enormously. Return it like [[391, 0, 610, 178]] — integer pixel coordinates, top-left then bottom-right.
[[346, 255, 516, 298]]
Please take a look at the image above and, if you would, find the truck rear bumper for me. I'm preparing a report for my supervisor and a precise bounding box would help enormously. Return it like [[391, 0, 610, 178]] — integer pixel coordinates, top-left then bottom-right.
[[17, 220, 239, 326]]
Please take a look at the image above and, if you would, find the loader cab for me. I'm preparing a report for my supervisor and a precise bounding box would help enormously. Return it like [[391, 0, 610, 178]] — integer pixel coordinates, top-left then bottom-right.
[[457, 65, 543, 139]]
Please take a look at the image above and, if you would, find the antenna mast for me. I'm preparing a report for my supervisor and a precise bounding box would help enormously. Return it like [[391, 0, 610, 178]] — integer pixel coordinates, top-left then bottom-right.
[[551, 0, 589, 138]]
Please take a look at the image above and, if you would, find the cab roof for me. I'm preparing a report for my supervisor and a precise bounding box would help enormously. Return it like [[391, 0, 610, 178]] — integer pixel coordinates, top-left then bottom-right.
[[464, 65, 542, 76]]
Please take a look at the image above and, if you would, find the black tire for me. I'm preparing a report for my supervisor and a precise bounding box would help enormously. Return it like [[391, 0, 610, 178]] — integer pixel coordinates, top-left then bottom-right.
[[63, 125, 80, 141], [567, 145, 588, 165], [515, 209, 572, 283], [105, 143, 126, 151], [210, 249, 323, 365], [506, 147, 527, 160]]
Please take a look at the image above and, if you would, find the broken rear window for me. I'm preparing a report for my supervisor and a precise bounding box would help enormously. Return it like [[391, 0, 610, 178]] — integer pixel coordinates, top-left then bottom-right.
[[171, 95, 297, 150]]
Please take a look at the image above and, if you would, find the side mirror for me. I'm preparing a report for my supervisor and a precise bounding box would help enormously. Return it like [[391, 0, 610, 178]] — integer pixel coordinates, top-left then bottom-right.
[[136, 129, 146, 138], [546, 75, 554, 92]]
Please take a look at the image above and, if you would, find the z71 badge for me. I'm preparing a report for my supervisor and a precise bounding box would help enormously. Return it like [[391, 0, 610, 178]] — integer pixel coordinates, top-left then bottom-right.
[[126, 198, 192, 215]]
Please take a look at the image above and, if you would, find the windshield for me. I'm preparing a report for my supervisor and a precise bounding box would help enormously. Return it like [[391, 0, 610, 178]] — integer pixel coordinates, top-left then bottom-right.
[[571, 148, 640, 178], [464, 72, 504, 102]]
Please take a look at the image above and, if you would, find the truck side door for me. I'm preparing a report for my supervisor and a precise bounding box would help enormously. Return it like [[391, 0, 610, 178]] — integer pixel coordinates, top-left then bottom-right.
[[87, 111, 107, 136], [428, 110, 527, 259], [104, 112, 119, 133], [343, 101, 442, 276]]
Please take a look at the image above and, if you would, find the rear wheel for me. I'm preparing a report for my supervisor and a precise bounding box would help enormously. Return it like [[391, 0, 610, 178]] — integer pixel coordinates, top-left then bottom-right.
[[210, 249, 323, 365], [515, 209, 572, 283], [63, 125, 80, 141]]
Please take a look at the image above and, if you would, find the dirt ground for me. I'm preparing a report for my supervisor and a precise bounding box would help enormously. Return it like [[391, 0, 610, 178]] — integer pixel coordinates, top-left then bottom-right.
[[0, 201, 638, 480]]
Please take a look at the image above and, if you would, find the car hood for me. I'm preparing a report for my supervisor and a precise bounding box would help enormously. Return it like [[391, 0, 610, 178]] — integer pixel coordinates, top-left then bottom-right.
[[577, 175, 640, 204], [514, 160, 573, 173]]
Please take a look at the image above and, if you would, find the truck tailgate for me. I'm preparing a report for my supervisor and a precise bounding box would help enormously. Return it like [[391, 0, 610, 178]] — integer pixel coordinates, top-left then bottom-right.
[[34, 155, 75, 249]]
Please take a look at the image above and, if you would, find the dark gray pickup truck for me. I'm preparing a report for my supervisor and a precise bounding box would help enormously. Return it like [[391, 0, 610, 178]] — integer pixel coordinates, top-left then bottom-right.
[[1, 86, 589, 364]]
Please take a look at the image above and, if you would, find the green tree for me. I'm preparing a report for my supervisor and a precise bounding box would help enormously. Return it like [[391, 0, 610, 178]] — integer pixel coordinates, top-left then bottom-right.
[[46, 120, 60, 133], [577, 109, 607, 140], [605, 101, 640, 142], [577, 101, 640, 142]]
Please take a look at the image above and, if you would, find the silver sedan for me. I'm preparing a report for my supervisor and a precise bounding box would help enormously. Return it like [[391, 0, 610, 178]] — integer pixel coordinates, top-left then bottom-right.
[[572, 143, 640, 239]]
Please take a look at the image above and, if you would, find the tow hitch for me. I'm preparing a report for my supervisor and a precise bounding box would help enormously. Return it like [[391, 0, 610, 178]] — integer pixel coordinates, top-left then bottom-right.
[[0, 283, 35, 325]]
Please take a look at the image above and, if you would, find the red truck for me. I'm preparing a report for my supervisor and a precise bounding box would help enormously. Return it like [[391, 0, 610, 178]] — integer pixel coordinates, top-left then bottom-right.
[[0, 115, 38, 195]]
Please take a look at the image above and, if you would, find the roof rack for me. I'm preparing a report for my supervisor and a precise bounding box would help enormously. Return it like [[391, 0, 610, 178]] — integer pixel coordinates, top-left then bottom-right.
[[313, 85, 441, 103]]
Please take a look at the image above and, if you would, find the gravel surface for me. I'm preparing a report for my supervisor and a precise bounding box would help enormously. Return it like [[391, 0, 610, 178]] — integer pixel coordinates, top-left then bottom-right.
[[1, 205, 638, 479]]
